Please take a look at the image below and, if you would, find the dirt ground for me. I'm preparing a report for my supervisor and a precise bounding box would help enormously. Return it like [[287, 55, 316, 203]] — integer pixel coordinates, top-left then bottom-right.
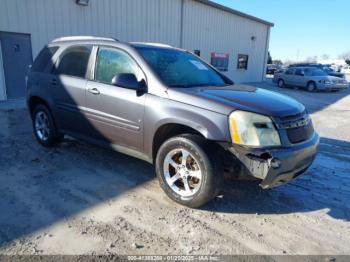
[[0, 80, 350, 255]]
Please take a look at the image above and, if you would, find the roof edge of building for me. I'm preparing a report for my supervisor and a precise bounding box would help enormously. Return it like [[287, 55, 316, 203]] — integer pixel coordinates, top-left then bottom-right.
[[194, 0, 274, 27]]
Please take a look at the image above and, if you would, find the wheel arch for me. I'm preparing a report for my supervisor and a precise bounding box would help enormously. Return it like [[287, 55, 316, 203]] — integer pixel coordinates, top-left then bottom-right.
[[152, 123, 205, 162], [307, 80, 317, 87], [28, 96, 51, 115]]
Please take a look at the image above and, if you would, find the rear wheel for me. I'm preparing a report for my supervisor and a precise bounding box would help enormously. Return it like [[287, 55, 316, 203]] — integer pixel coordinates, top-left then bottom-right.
[[278, 79, 285, 88], [155, 134, 223, 208], [307, 81, 316, 92], [32, 104, 63, 147]]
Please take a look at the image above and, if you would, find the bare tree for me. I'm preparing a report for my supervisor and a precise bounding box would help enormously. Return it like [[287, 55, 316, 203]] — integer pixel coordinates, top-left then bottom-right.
[[339, 51, 350, 61], [305, 56, 318, 63]]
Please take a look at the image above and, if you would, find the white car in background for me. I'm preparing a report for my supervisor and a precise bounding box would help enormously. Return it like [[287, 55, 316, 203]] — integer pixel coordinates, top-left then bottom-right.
[[341, 65, 350, 74]]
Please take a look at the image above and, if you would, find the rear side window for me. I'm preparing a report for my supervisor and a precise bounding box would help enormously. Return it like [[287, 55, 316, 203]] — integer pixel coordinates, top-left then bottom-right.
[[55, 45, 92, 78], [285, 69, 294, 75], [32, 46, 59, 72], [295, 69, 304, 75]]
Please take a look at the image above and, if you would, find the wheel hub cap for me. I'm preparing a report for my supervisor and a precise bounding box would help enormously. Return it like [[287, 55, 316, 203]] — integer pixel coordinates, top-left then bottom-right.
[[163, 148, 202, 197], [35, 111, 50, 141]]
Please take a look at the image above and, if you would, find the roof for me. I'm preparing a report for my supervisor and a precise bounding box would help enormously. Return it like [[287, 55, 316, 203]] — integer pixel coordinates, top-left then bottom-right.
[[194, 0, 274, 27]]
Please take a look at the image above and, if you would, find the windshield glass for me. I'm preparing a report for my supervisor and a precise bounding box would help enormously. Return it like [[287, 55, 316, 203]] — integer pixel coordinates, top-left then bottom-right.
[[305, 68, 328, 76], [135, 47, 227, 87]]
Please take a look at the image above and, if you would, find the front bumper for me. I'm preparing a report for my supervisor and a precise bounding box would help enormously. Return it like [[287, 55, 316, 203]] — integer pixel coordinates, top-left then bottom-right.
[[228, 132, 320, 189], [322, 83, 348, 91]]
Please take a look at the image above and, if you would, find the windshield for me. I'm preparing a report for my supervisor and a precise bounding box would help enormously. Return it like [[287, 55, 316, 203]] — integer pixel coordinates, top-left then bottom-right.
[[305, 68, 328, 76], [135, 47, 228, 87], [322, 67, 334, 72]]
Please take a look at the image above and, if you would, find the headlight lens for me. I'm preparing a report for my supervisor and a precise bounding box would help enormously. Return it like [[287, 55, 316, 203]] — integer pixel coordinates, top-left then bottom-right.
[[324, 80, 332, 85], [229, 111, 281, 147]]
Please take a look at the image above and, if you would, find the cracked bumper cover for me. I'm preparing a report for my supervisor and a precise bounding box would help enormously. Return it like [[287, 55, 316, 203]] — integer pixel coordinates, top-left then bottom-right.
[[228, 132, 320, 189]]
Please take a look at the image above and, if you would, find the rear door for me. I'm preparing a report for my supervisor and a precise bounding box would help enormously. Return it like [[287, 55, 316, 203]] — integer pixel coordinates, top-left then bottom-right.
[[85, 46, 146, 151], [294, 68, 307, 87], [284, 68, 295, 85], [51, 45, 92, 134]]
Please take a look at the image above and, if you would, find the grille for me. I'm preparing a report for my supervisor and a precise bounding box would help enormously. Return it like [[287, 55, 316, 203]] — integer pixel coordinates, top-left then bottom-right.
[[286, 121, 314, 144], [279, 110, 306, 121]]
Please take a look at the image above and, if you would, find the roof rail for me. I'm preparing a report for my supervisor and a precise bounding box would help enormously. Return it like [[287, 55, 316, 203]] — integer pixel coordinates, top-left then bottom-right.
[[130, 42, 173, 48], [52, 36, 118, 43]]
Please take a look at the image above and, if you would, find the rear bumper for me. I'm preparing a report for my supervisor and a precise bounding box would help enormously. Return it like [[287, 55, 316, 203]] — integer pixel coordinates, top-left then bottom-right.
[[228, 132, 320, 189]]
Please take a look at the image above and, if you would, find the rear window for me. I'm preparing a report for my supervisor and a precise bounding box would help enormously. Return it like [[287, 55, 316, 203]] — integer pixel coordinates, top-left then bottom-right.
[[55, 45, 92, 78], [31, 46, 59, 72]]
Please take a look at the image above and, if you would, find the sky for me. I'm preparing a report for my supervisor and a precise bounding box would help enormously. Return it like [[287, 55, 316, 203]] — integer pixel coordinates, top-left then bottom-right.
[[212, 0, 350, 62]]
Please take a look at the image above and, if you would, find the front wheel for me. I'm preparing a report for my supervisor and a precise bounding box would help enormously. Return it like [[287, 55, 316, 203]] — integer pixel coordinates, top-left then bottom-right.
[[307, 82, 316, 92], [155, 135, 223, 208], [278, 79, 285, 88]]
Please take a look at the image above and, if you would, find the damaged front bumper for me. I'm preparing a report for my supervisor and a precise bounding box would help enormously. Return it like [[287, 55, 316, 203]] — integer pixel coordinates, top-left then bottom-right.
[[228, 132, 320, 189]]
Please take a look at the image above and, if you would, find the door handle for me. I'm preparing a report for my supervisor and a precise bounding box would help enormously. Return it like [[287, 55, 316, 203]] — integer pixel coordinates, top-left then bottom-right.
[[88, 88, 100, 95]]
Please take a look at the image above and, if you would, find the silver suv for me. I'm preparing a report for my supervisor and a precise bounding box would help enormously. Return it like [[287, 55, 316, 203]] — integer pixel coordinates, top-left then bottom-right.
[[27, 36, 319, 207]]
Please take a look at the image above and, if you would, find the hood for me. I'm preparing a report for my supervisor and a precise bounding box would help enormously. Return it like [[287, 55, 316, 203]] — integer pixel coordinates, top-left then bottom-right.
[[167, 84, 305, 117], [328, 72, 344, 78]]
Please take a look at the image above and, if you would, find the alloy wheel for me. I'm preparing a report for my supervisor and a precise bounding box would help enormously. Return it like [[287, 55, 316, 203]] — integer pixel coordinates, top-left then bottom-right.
[[35, 111, 50, 141], [163, 148, 202, 197]]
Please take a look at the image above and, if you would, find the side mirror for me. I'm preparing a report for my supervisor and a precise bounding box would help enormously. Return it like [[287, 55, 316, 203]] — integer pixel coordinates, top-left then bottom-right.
[[111, 73, 141, 90]]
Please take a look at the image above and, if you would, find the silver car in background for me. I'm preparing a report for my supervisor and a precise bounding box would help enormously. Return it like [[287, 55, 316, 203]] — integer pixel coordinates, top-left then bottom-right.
[[273, 67, 348, 92]]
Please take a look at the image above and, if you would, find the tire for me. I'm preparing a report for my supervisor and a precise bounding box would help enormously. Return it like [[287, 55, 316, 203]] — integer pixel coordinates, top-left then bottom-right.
[[32, 104, 63, 147], [155, 134, 223, 208], [278, 79, 285, 88], [307, 81, 316, 92]]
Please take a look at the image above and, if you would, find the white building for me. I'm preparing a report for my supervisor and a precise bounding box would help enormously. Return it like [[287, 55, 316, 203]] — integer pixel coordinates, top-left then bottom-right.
[[0, 0, 273, 101]]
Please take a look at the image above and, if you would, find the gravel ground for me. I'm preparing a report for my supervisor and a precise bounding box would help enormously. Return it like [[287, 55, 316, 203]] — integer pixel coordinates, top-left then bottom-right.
[[0, 80, 350, 255]]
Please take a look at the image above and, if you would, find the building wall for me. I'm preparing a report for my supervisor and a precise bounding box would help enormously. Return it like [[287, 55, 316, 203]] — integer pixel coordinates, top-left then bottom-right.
[[0, 42, 6, 100], [182, 0, 270, 82], [0, 0, 182, 57], [0, 0, 271, 100]]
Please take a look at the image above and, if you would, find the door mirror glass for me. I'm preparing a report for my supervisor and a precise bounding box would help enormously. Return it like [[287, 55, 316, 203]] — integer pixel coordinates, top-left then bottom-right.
[[111, 73, 139, 89]]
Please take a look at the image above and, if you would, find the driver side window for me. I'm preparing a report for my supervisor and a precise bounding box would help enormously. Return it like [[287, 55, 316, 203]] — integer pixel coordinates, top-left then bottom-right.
[[95, 47, 143, 84]]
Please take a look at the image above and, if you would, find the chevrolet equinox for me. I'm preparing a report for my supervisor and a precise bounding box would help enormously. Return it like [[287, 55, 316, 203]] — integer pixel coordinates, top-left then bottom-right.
[[26, 36, 319, 207]]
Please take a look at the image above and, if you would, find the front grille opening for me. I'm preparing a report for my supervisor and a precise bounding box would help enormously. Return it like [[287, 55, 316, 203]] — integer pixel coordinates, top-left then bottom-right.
[[287, 121, 314, 144], [280, 110, 306, 121]]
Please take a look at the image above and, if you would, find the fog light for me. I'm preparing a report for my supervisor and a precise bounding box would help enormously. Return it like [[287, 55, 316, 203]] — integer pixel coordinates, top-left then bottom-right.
[[271, 158, 281, 169]]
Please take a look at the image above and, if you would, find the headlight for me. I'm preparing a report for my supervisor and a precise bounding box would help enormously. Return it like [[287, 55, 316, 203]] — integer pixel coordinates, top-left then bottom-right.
[[324, 80, 332, 85], [229, 111, 281, 147]]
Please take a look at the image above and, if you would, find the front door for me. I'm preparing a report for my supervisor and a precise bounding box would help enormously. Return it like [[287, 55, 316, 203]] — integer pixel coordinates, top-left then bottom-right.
[[85, 46, 146, 151], [0, 32, 33, 99]]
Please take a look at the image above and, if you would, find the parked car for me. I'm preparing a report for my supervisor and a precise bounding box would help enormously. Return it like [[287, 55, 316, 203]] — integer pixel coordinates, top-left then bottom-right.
[[289, 63, 345, 78], [341, 65, 350, 74], [274, 66, 348, 92], [266, 64, 278, 75], [26, 36, 319, 207]]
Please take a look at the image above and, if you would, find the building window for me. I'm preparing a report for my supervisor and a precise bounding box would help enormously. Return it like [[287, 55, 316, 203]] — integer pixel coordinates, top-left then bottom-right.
[[211, 52, 229, 72], [237, 54, 249, 70]]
